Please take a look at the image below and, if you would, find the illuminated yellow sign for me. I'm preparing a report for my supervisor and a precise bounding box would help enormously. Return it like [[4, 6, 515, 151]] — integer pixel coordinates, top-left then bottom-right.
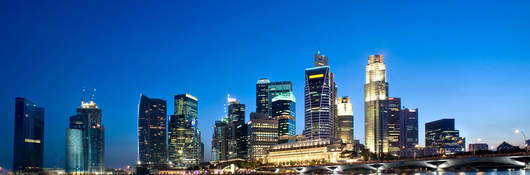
[[309, 74, 324, 79], [25, 138, 41, 144]]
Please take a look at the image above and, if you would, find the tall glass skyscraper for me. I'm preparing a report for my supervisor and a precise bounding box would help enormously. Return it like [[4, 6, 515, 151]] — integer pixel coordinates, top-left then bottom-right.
[[271, 92, 296, 143], [387, 97, 401, 154], [168, 94, 202, 168], [400, 108, 418, 156], [364, 54, 389, 155], [211, 120, 228, 161], [256, 78, 270, 115], [267, 81, 292, 117], [304, 53, 336, 140], [66, 100, 105, 174], [336, 96, 353, 144], [425, 118, 465, 155], [226, 97, 247, 159], [13, 97, 44, 172], [137, 94, 167, 165]]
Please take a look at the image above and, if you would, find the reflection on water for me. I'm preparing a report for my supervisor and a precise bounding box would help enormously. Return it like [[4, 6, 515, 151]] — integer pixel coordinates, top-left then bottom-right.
[[305, 169, 529, 175]]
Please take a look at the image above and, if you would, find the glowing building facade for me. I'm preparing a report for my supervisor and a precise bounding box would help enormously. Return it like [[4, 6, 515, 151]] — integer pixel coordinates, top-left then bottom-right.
[[336, 96, 353, 144], [247, 118, 278, 161], [138, 94, 167, 165], [168, 94, 202, 168], [265, 139, 343, 166], [256, 78, 270, 116], [304, 53, 336, 140], [364, 54, 389, 155], [425, 119, 465, 155], [13, 97, 44, 172], [66, 100, 105, 174], [271, 92, 296, 144], [226, 97, 248, 160]]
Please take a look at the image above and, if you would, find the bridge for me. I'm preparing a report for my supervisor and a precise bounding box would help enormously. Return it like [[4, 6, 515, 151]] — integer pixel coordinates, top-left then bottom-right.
[[270, 152, 530, 174]]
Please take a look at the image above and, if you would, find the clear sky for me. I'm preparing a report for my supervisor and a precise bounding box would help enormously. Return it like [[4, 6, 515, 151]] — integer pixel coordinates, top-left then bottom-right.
[[1, 0, 530, 170]]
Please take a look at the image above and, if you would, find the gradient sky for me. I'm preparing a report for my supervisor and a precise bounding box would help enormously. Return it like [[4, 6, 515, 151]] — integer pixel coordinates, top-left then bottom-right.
[[1, 0, 530, 170]]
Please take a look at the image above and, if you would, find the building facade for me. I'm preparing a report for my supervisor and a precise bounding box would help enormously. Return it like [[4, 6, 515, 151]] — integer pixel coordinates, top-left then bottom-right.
[[387, 97, 401, 154], [138, 94, 167, 165], [13, 97, 45, 172], [211, 120, 228, 161], [226, 97, 248, 160], [399, 108, 418, 157], [271, 92, 296, 144], [336, 96, 353, 144], [66, 100, 105, 174], [304, 53, 336, 140], [469, 143, 489, 152], [168, 94, 202, 168], [425, 119, 465, 155], [267, 81, 293, 117], [364, 54, 389, 155], [265, 139, 343, 166], [256, 78, 270, 115], [247, 118, 278, 161]]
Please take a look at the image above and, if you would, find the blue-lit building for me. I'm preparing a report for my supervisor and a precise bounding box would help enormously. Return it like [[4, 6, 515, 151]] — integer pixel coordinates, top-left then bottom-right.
[[168, 94, 202, 168], [13, 97, 44, 173], [303, 53, 336, 140], [66, 100, 105, 174], [271, 92, 296, 144]]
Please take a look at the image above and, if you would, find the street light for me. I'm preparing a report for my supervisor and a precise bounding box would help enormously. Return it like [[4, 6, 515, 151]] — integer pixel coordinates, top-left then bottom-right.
[[515, 129, 528, 152]]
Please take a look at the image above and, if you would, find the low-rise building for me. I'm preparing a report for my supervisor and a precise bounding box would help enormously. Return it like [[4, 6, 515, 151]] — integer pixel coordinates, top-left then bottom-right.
[[265, 139, 343, 166], [469, 143, 489, 152]]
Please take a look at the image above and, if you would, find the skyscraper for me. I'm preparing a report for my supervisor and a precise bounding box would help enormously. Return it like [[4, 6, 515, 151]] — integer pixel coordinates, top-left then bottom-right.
[[138, 94, 167, 165], [226, 97, 248, 160], [168, 94, 202, 168], [425, 119, 465, 155], [256, 78, 270, 115], [247, 118, 278, 161], [13, 97, 44, 173], [387, 97, 401, 154], [399, 108, 418, 157], [364, 54, 389, 155], [271, 92, 296, 143], [336, 97, 353, 144], [267, 81, 292, 117], [66, 99, 105, 174], [304, 53, 336, 140], [212, 120, 228, 161]]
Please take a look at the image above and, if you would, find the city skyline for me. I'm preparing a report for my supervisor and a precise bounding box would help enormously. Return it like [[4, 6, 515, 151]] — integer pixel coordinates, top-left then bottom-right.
[[2, 0, 530, 170]]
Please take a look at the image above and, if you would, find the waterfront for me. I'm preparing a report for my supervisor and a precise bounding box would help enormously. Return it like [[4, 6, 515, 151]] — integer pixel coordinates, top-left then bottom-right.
[[309, 169, 530, 175]]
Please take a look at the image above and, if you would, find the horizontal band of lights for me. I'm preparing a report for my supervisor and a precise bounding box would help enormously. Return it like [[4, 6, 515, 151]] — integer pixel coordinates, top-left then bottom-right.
[[25, 138, 41, 144], [309, 74, 324, 79]]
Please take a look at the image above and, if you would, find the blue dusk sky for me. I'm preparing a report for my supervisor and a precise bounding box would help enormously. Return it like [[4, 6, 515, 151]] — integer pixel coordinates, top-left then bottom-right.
[[1, 0, 530, 169]]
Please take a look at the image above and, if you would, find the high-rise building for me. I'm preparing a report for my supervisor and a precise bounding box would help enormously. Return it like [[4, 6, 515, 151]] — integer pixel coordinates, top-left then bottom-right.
[[364, 54, 389, 155], [256, 78, 270, 115], [168, 94, 202, 168], [425, 119, 465, 155], [267, 81, 292, 117], [211, 120, 228, 161], [271, 92, 296, 144], [226, 97, 248, 160], [13, 97, 44, 172], [387, 97, 401, 154], [336, 97, 353, 144], [304, 53, 336, 140], [66, 99, 105, 174], [247, 118, 278, 161], [137, 94, 167, 165], [399, 108, 418, 157]]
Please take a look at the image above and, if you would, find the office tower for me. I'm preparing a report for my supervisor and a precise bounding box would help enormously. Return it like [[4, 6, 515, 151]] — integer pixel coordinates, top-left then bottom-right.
[[256, 78, 270, 115], [66, 99, 104, 174], [304, 52, 336, 140], [267, 81, 293, 117], [226, 97, 248, 159], [247, 118, 278, 161], [137, 94, 167, 165], [425, 119, 465, 155], [271, 92, 296, 144], [387, 97, 401, 154], [168, 94, 202, 168], [336, 97, 353, 144], [364, 54, 389, 155], [212, 120, 228, 161], [399, 108, 418, 157], [13, 97, 44, 172]]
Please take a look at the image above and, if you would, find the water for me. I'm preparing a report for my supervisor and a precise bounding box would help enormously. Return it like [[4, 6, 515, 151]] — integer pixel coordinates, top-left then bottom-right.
[[321, 169, 530, 175]]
